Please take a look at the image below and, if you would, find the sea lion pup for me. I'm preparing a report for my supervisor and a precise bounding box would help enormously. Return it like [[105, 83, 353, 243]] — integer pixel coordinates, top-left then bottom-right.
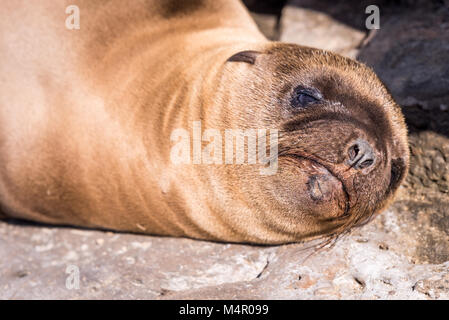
[[0, 0, 409, 244]]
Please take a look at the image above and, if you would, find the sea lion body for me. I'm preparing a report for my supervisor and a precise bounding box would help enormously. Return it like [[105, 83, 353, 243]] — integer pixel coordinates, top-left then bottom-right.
[[0, 0, 409, 243]]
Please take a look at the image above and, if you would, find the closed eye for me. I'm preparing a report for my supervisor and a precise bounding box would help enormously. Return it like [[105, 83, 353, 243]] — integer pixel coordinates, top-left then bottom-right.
[[290, 86, 322, 109]]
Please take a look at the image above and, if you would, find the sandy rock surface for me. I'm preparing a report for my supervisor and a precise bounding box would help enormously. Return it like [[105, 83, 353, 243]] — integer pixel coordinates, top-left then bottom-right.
[[1, 204, 448, 299]]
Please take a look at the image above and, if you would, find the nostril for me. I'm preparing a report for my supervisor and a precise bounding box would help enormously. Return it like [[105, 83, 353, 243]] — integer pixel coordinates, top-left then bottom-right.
[[358, 158, 374, 169], [348, 144, 360, 161]]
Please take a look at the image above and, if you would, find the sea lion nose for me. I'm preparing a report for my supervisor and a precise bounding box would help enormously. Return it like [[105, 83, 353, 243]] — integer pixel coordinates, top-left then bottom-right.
[[346, 139, 376, 170]]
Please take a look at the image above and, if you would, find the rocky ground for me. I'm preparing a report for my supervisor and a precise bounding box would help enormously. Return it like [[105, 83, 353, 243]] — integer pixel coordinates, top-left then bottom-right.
[[1, 0, 448, 299]]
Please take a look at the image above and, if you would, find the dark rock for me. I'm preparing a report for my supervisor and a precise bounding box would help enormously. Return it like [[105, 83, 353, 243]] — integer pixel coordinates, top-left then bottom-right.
[[357, 7, 449, 265], [358, 8, 449, 110]]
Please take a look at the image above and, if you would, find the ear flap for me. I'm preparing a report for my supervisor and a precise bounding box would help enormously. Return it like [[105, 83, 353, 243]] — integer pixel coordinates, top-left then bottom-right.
[[227, 50, 262, 64]]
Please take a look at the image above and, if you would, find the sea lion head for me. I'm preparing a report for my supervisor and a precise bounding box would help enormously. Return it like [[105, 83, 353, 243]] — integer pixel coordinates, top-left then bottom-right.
[[225, 43, 409, 241]]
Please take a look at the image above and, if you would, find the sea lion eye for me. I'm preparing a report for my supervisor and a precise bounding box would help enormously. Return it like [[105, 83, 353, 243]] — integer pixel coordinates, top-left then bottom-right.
[[291, 86, 321, 109]]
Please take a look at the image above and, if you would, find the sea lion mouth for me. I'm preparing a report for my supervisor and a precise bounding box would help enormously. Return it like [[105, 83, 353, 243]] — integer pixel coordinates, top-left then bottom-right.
[[279, 153, 351, 221]]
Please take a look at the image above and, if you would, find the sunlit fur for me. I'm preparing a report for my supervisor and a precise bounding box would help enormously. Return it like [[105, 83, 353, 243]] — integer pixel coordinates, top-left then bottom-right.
[[0, 0, 408, 244]]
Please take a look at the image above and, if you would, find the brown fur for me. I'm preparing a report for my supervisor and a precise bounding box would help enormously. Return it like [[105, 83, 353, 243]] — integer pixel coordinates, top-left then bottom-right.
[[0, 0, 409, 244]]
